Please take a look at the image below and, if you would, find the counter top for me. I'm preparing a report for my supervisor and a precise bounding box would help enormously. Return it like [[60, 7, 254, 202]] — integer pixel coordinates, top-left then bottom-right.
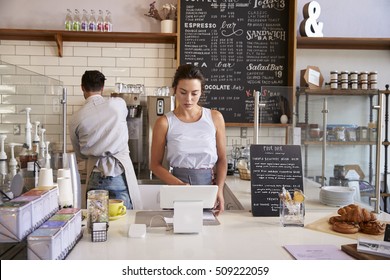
[[67, 176, 390, 260]]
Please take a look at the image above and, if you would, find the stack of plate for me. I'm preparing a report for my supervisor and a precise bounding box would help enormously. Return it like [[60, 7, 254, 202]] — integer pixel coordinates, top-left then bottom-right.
[[319, 186, 355, 207]]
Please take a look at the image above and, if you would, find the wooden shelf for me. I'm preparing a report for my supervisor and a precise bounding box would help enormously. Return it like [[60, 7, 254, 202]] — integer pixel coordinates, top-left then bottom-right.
[[301, 89, 379, 96], [297, 37, 390, 50], [0, 28, 177, 57], [303, 140, 376, 145]]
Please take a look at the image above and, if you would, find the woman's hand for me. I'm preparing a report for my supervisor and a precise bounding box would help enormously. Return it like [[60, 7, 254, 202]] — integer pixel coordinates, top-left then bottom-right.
[[214, 190, 225, 216]]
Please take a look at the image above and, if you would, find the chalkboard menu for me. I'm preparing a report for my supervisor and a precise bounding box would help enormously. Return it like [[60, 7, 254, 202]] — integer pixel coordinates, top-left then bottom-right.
[[250, 145, 303, 217], [179, 0, 294, 124]]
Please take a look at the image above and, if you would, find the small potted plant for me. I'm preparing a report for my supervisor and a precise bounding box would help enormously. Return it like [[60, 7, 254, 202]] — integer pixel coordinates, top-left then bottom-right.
[[145, 1, 177, 33]]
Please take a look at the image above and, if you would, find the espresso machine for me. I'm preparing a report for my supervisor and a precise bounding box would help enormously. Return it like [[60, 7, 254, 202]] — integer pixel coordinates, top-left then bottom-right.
[[147, 89, 175, 178], [112, 84, 144, 175]]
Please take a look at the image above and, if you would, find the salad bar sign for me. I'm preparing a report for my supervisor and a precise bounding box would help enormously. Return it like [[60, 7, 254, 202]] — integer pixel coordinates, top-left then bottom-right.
[[250, 145, 304, 216], [179, 0, 292, 124]]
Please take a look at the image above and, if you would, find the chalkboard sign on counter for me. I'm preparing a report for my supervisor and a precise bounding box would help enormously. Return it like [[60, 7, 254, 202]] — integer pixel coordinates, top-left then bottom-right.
[[179, 0, 295, 124], [250, 145, 304, 217]]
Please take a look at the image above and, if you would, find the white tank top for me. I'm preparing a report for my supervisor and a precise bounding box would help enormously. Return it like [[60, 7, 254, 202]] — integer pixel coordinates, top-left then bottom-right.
[[166, 108, 217, 169]]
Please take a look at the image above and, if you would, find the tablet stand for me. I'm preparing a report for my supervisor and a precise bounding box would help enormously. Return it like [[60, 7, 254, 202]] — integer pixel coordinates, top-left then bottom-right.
[[173, 201, 203, 233]]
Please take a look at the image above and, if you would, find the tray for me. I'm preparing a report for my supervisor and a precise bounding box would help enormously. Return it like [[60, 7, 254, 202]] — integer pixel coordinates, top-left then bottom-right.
[[305, 214, 385, 241], [341, 243, 390, 260]]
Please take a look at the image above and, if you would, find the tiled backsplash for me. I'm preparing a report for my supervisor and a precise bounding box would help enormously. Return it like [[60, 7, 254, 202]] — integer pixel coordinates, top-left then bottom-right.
[[0, 39, 286, 166]]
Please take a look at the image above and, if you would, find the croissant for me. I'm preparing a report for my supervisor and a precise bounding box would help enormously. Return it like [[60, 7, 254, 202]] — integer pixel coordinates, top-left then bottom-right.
[[337, 204, 377, 223], [359, 221, 386, 235]]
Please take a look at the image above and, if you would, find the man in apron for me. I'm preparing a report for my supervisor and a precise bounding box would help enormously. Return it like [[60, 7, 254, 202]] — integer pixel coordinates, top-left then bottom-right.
[[69, 70, 142, 209]]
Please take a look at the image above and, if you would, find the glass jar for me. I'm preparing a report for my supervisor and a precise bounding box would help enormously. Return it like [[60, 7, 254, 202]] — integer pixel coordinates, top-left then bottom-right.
[[357, 126, 368, 141], [369, 71, 378, 81], [87, 190, 109, 233], [330, 70, 338, 80], [349, 71, 358, 81], [341, 80, 348, 90], [330, 79, 338, 89], [359, 71, 368, 81], [334, 164, 346, 179], [341, 71, 349, 80]]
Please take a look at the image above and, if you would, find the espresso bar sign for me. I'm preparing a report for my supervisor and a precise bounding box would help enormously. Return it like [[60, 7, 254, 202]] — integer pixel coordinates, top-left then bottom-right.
[[180, 0, 291, 124], [250, 145, 304, 216]]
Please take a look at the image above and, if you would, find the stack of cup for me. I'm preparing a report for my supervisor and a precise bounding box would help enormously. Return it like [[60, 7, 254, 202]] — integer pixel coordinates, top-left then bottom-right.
[[57, 168, 71, 180], [57, 168, 73, 208], [38, 168, 54, 187], [58, 177, 73, 208]]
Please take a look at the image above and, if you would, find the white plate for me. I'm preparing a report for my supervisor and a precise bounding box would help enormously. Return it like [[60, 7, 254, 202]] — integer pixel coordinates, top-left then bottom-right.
[[319, 186, 355, 207], [321, 186, 355, 194]]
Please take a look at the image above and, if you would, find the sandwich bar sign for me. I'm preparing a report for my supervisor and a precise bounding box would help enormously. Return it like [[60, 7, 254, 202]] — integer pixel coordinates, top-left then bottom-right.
[[250, 145, 304, 216]]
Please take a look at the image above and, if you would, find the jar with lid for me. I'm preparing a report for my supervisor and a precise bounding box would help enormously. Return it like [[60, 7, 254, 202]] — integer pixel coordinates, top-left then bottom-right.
[[333, 164, 346, 179], [369, 127, 377, 142], [341, 80, 348, 90], [87, 189, 109, 233], [369, 71, 378, 81], [335, 126, 346, 141], [357, 126, 368, 141], [359, 71, 369, 81], [361, 81, 368, 90], [350, 80, 358, 90], [330, 70, 338, 80], [368, 122, 377, 142], [309, 127, 321, 139], [349, 71, 358, 81], [341, 71, 349, 81]]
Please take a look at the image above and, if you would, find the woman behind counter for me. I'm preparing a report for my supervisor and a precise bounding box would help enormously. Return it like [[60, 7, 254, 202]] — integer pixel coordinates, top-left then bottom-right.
[[150, 64, 227, 215]]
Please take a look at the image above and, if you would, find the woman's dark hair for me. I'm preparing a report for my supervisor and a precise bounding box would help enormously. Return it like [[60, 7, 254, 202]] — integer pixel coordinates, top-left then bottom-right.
[[81, 70, 106, 92], [172, 64, 206, 94]]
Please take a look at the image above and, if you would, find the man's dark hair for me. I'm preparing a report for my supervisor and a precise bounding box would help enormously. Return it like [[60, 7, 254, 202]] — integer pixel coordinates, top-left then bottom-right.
[[172, 64, 206, 94], [81, 70, 106, 92]]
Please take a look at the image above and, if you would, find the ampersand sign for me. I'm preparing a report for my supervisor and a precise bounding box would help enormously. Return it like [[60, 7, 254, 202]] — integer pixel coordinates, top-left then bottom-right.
[[299, 1, 324, 37]]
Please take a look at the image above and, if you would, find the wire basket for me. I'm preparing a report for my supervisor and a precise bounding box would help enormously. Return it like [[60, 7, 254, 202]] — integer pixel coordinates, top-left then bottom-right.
[[238, 168, 251, 180], [91, 222, 108, 242]]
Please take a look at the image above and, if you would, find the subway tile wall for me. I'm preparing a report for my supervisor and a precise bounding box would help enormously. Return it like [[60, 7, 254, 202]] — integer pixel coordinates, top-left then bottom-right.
[[0, 39, 286, 166]]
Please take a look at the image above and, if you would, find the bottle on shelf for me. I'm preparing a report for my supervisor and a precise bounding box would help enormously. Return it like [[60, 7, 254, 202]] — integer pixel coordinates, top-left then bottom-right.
[[65, 9, 73, 31], [73, 9, 81, 31], [81, 9, 89, 31], [88, 9, 97, 31], [97, 10, 104, 32], [104, 10, 113, 32], [33, 121, 40, 159]]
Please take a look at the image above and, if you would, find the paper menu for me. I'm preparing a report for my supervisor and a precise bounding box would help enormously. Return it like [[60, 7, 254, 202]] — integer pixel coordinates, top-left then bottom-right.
[[284, 244, 354, 260]]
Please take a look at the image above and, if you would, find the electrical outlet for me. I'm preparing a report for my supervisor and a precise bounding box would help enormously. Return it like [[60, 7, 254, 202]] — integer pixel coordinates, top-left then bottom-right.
[[240, 127, 247, 138], [13, 124, 21, 135]]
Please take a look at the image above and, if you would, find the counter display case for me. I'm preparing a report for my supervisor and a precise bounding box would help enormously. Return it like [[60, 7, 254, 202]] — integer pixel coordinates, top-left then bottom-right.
[[296, 87, 381, 209]]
